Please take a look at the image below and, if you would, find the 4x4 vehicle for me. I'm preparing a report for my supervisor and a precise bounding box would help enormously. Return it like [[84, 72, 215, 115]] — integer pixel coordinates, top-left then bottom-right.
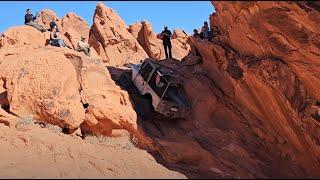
[[120, 59, 191, 119]]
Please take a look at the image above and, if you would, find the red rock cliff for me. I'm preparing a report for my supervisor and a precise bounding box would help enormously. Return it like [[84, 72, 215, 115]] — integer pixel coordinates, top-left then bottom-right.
[[139, 1, 320, 178]]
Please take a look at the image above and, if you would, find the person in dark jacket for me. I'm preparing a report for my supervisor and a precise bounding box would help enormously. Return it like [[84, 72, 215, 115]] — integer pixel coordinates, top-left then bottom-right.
[[160, 26, 172, 59], [201, 21, 210, 39], [49, 18, 59, 32], [193, 29, 201, 38], [24, 9, 46, 32]]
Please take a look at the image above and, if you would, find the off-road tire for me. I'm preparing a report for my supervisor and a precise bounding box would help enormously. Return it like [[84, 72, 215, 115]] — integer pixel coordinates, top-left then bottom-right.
[[137, 96, 153, 120], [119, 72, 132, 90]]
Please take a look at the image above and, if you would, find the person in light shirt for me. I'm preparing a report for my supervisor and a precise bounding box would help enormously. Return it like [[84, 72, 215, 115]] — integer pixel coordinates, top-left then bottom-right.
[[76, 36, 91, 57]]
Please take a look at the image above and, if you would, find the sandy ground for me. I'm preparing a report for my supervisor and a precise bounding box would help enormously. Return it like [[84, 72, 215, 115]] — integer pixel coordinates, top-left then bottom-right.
[[0, 119, 186, 179]]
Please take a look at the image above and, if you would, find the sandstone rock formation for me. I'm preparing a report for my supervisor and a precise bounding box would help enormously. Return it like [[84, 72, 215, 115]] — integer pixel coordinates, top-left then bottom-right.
[[61, 12, 90, 49], [0, 45, 137, 134], [211, 1, 320, 99], [0, 47, 85, 129], [128, 21, 163, 59], [0, 26, 47, 48], [61, 12, 100, 58], [1, 1, 320, 179], [89, 2, 148, 66], [172, 29, 188, 39], [64, 53, 138, 136], [37, 9, 62, 31], [135, 1, 320, 178], [171, 34, 191, 60], [128, 21, 191, 60]]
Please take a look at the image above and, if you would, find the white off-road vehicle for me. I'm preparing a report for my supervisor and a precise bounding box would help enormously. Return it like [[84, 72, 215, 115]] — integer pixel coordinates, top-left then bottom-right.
[[119, 59, 191, 119]]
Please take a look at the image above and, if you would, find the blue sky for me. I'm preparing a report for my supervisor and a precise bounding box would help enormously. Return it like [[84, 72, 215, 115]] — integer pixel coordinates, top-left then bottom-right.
[[0, 1, 214, 34]]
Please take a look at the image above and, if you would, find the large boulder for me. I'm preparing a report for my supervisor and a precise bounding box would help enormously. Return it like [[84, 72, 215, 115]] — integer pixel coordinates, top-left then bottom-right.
[[128, 21, 164, 59], [0, 26, 47, 48], [74, 55, 138, 136], [36, 9, 62, 31], [61, 12, 90, 49], [172, 29, 188, 39], [0, 47, 85, 129], [89, 2, 148, 66], [61, 12, 100, 58]]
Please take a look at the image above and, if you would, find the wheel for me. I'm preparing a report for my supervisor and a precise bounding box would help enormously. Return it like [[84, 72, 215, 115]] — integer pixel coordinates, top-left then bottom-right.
[[137, 96, 153, 120], [119, 72, 132, 89]]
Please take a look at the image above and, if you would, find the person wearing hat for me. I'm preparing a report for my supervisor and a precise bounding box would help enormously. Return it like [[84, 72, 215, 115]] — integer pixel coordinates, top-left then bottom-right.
[[24, 8, 46, 32], [76, 36, 91, 57], [160, 26, 172, 59]]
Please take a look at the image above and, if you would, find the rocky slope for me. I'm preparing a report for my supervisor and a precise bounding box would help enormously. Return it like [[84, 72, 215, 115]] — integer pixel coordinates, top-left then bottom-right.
[[132, 1, 320, 178], [0, 2, 184, 178], [0, 1, 320, 179]]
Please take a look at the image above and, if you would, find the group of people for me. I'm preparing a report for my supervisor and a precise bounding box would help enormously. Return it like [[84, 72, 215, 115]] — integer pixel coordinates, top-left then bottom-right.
[[159, 21, 216, 59], [25, 8, 216, 60], [193, 21, 212, 40], [24, 9, 92, 57]]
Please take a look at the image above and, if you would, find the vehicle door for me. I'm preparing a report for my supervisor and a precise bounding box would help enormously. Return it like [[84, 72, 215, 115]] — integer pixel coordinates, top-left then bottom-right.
[[135, 62, 155, 94]]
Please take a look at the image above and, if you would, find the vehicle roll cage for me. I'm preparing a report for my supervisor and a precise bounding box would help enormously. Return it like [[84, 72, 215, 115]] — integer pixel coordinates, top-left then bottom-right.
[[133, 61, 182, 102]]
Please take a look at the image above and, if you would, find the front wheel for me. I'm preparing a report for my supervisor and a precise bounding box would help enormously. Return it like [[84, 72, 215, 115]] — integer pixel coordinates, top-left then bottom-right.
[[119, 72, 132, 90], [137, 95, 153, 120]]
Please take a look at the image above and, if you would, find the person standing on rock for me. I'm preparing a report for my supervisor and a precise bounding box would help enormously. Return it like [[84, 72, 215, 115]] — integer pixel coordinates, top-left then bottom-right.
[[49, 26, 66, 48], [24, 9, 46, 32], [160, 26, 172, 59], [76, 36, 91, 57]]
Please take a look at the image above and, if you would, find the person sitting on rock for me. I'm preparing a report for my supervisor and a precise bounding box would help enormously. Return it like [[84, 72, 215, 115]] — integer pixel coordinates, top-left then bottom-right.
[[201, 21, 210, 40], [24, 8, 46, 32], [160, 26, 172, 59], [193, 29, 201, 39], [76, 36, 91, 57], [49, 26, 66, 48]]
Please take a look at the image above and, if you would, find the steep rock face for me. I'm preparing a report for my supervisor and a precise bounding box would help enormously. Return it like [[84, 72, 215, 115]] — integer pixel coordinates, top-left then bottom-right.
[[61, 13, 89, 49], [172, 29, 188, 39], [211, 1, 320, 99], [138, 1, 320, 179], [63, 53, 138, 136], [171, 36, 191, 60], [61, 12, 100, 57], [128, 21, 163, 59], [89, 2, 148, 66]]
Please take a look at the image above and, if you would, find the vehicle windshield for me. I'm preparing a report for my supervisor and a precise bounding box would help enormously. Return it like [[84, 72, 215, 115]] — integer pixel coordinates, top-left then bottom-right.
[[146, 68, 189, 107], [140, 62, 153, 82], [148, 69, 169, 97]]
